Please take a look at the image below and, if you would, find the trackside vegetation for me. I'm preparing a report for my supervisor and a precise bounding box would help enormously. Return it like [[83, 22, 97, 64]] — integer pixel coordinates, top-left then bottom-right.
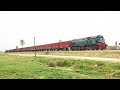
[[10, 50, 120, 59], [0, 53, 120, 79]]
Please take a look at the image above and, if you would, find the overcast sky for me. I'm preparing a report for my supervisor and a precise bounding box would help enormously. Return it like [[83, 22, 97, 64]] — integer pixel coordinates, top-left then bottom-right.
[[0, 11, 120, 51]]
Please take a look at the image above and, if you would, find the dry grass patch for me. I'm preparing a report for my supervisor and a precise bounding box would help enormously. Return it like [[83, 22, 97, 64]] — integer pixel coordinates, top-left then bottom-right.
[[47, 61, 57, 67], [57, 60, 68, 67]]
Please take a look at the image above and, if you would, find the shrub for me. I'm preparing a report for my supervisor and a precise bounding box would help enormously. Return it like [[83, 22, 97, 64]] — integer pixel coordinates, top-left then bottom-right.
[[74, 64, 84, 69], [113, 65, 120, 70], [96, 62, 105, 66], [86, 65, 95, 70], [48, 61, 57, 67], [62, 60, 68, 66], [57, 61, 63, 67], [46, 51, 49, 55], [112, 71, 120, 78], [57, 60, 68, 67], [96, 66, 112, 72]]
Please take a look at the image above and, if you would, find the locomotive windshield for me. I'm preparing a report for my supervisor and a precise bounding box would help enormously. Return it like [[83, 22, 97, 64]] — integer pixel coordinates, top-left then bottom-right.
[[97, 36, 105, 43]]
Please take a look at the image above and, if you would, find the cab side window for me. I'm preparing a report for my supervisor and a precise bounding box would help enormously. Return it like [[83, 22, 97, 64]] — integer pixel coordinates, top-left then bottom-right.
[[87, 37, 90, 40]]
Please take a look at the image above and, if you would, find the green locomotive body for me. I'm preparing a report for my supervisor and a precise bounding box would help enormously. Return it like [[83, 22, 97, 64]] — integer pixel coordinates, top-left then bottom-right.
[[71, 35, 106, 50]]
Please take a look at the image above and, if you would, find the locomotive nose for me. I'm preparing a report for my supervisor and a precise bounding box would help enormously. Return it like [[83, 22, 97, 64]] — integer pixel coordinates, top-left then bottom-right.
[[98, 43, 107, 50]]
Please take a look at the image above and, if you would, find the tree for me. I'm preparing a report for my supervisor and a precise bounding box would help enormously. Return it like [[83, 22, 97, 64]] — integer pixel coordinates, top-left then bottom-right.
[[20, 40, 25, 53], [59, 40, 62, 42], [16, 46, 18, 52], [16, 46, 18, 49]]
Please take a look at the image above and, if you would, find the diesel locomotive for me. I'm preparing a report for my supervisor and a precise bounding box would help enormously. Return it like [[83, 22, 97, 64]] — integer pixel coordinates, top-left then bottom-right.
[[71, 35, 107, 50]]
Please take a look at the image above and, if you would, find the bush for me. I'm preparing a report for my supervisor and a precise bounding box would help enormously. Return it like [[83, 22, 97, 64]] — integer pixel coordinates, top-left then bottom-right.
[[48, 61, 57, 67], [57, 61, 63, 67], [113, 65, 120, 70], [107, 46, 117, 50], [96, 62, 105, 66], [57, 60, 68, 67], [112, 71, 120, 78], [46, 51, 49, 55], [74, 64, 84, 69], [74, 64, 95, 70], [62, 60, 68, 66], [86, 65, 95, 70]]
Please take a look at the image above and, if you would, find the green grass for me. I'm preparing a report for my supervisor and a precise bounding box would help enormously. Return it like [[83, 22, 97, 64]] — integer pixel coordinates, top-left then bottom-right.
[[0, 53, 120, 79]]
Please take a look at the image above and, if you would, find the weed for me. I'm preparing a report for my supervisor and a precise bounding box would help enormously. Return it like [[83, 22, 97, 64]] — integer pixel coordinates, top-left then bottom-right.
[[46, 51, 49, 55], [112, 71, 120, 78], [74, 64, 85, 69], [96, 62, 105, 66], [113, 65, 120, 70], [86, 65, 95, 70], [48, 61, 57, 67], [56, 60, 68, 67], [56, 61, 63, 67]]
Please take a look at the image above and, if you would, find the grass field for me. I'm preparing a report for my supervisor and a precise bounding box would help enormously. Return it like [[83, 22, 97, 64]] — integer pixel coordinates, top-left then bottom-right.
[[0, 53, 120, 79], [11, 50, 120, 59]]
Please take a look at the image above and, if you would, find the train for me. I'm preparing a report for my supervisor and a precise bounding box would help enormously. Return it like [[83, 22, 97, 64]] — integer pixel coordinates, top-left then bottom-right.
[[6, 35, 107, 52]]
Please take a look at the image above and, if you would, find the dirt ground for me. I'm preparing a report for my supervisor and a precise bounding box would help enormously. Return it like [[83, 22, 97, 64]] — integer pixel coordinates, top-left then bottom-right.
[[8, 53, 120, 63]]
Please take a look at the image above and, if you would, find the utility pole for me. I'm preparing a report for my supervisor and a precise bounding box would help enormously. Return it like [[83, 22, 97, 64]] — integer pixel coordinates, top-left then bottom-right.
[[115, 41, 118, 50], [34, 37, 36, 57]]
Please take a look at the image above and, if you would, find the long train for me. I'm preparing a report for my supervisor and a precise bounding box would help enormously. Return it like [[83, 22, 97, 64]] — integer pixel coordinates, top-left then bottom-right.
[[6, 35, 107, 52]]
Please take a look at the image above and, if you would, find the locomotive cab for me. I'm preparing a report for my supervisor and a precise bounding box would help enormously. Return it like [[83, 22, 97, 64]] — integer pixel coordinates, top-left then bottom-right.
[[96, 35, 105, 43], [96, 35, 107, 50]]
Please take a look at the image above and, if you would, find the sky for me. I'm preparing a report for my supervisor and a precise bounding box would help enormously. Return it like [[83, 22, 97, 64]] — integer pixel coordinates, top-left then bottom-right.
[[0, 11, 120, 51]]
